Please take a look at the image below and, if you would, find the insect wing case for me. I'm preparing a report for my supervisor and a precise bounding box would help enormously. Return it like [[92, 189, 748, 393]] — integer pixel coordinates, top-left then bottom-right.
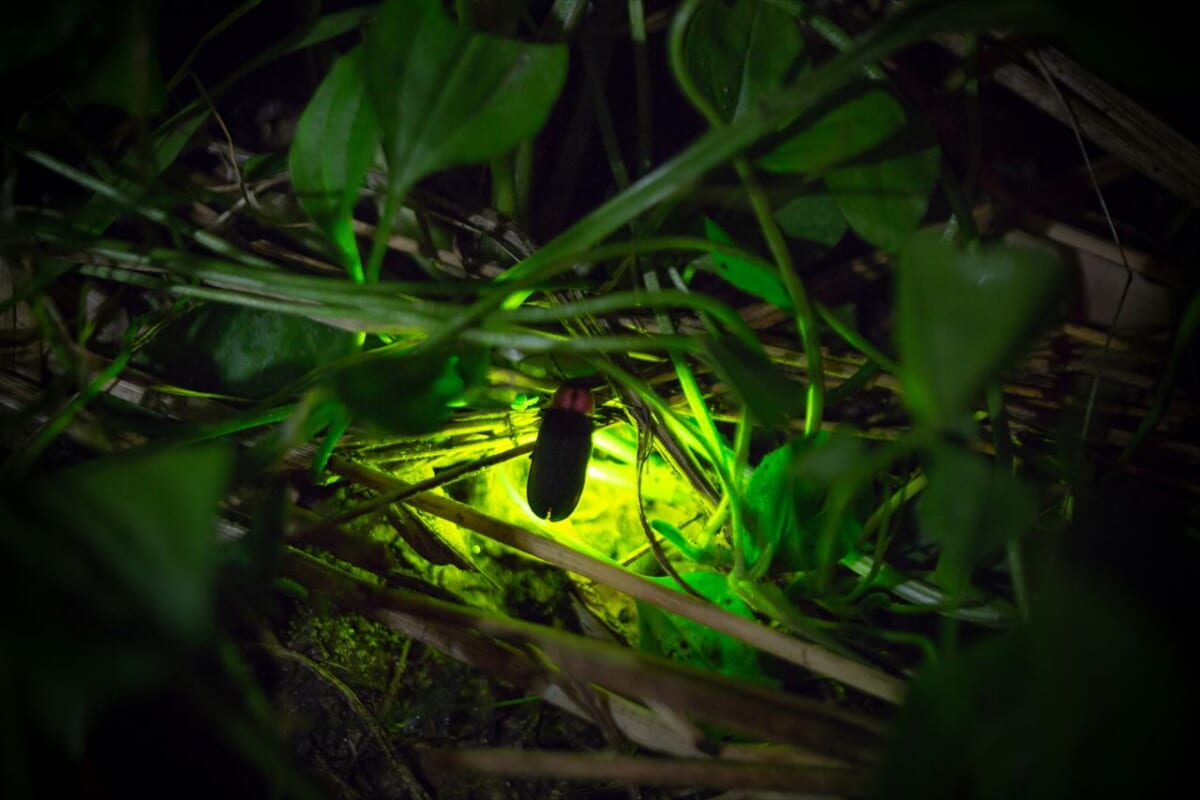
[[526, 386, 594, 521]]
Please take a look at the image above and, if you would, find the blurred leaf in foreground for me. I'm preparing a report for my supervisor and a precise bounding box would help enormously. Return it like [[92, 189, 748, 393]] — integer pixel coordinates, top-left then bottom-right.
[[918, 443, 1036, 597], [897, 228, 1066, 427], [0, 442, 233, 751], [878, 570, 1191, 798]]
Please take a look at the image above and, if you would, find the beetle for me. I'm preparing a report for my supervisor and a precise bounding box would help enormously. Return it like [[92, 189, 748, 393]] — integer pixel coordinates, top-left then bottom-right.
[[526, 383, 594, 521]]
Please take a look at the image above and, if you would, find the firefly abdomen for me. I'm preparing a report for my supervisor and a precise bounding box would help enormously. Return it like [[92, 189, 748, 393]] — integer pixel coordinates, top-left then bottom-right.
[[526, 384, 593, 521]]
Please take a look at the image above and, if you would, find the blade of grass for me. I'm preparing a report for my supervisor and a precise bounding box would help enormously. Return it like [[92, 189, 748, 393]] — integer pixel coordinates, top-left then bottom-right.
[[1119, 288, 1200, 464], [165, 0, 264, 92], [21, 149, 275, 269], [668, 0, 825, 435], [1, 346, 132, 478], [500, 0, 1052, 280]]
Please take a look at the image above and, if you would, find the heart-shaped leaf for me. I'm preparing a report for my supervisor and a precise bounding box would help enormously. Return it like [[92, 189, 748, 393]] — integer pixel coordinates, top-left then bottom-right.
[[759, 88, 906, 174], [290, 47, 380, 282], [773, 191, 848, 247], [138, 305, 358, 399], [897, 227, 1066, 424], [701, 216, 793, 310], [363, 0, 567, 200], [335, 342, 490, 435], [825, 139, 941, 253], [680, 0, 804, 123]]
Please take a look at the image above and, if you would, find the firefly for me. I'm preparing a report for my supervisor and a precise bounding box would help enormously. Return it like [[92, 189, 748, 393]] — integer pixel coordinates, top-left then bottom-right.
[[526, 383, 594, 521]]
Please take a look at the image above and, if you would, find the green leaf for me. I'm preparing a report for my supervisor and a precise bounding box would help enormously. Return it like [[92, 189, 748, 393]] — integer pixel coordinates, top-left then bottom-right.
[[878, 573, 1188, 797], [759, 88, 906, 174], [897, 227, 1066, 424], [363, 0, 567, 199], [742, 433, 865, 575], [773, 191, 848, 247], [242, 152, 288, 182], [680, 0, 804, 123], [334, 342, 490, 435], [825, 138, 940, 253], [6, 443, 233, 641], [240, 398, 348, 479], [290, 47, 380, 283], [1, 443, 232, 754], [918, 444, 1036, 596], [76, 110, 210, 233], [700, 334, 806, 427], [139, 305, 358, 399], [648, 519, 710, 565], [701, 216, 792, 310], [637, 571, 776, 686], [287, 6, 375, 54]]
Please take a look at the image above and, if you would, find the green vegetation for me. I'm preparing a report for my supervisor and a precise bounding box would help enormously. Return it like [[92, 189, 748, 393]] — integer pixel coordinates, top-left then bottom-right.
[[2, 0, 1195, 796]]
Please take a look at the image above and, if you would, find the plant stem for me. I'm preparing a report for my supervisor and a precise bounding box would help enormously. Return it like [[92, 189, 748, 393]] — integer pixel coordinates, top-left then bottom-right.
[[628, 0, 654, 176], [1, 348, 131, 478], [419, 0, 1049, 348], [733, 157, 825, 434], [490, 155, 517, 218]]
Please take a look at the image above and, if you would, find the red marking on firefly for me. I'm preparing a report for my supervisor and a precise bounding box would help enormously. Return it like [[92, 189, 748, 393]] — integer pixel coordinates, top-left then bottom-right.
[[550, 385, 593, 415]]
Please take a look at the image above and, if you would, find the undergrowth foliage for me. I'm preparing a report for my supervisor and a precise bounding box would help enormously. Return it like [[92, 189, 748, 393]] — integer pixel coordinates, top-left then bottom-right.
[[2, 0, 1195, 797]]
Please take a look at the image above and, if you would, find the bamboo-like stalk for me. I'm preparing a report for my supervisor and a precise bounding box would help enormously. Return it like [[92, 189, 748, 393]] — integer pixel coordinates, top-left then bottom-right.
[[284, 549, 889, 764], [328, 456, 908, 704], [421, 748, 873, 794]]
